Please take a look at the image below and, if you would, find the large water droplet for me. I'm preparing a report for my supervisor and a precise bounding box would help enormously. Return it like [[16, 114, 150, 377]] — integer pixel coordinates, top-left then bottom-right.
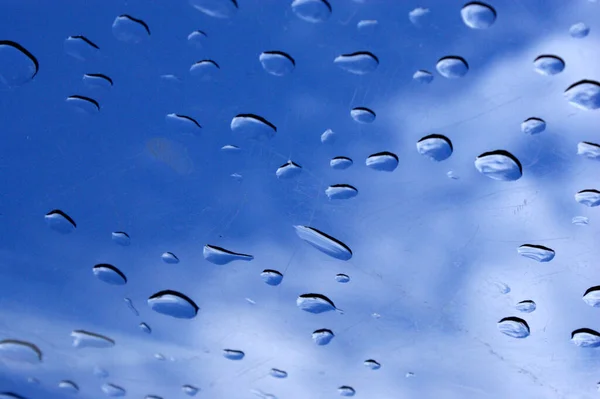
[[461, 2, 496, 29], [165, 113, 202, 135], [93, 264, 127, 285], [291, 0, 332, 23], [409, 7, 430, 26], [58, 380, 79, 393], [571, 328, 600, 348], [101, 383, 126, 397], [565, 80, 600, 110], [71, 330, 115, 349], [0, 340, 42, 363], [261, 269, 283, 286], [189, 0, 238, 18], [312, 329, 334, 345], [161, 252, 180, 264], [334, 52, 379, 75], [413, 69, 434, 84], [577, 142, 600, 159], [187, 30, 207, 48], [259, 51, 295, 76], [366, 151, 399, 172], [148, 290, 199, 319], [517, 244, 555, 262], [83, 73, 113, 90], [189, 60, 220, 79], [338, 386, 356, 397], [203, 244, 254, 265], [294, 225, 352, 260], [111, 232, 130, 246], [474, 150, 523, 181], [416, 134, 453, 161], [583, 286, 600, 307], [66, 95, 100, 114], [0, 41, 39, 89], [364, 359, 381, 370], [276, 161, 302, 179], [570, 22, 590, 38], [297, 293, 339, 314], [497, 317, 530, 338], [112, 15, 150, 43], [330, 156, 353, 170], [64, 36, 99, 61], [325, 184, 358, 200], [533, 55, 565, 76], [436, 56, 469, 78], [231, 114, 276, 140], [270, 368, 288, 378], [335, 273, 350, 283], [350, 107, 376, 124], [139, 322, 152, 334], [45, 209, 76, 233], [575, 189, 600, 207], [521, 117, 546, 135], [223, 349, 245, 360], [516, 300, 536, 313], [182, 385, 199, 396]]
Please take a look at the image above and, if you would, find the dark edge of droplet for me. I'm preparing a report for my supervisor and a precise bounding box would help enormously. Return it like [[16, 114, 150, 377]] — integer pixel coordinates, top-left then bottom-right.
[[113, 231, 130, 238], [235, 113, 277, 132], [534, 54, 564, 64], [0, 339, 42, 361], [72, 330, 116, 345], [262, 269, 283, 276], [320, 0, 332, 13], [302, 226, 353, 256], [519, 243, 554, 252], [195, 59, 220, 69], [438, 55, 469, 68], [299, 293, 337, 308], [45, 209, 77, 228], [164, 252, 179, 261], [279, 160, 302, 168], [417, 69, 432, 75], [338, 386, 355, 393], [578, 189, 600, 194], [313, 328, 334, 335], [581, 141, 600, 148], [418, 134, 453, 152], [173, 114, 202, 129], [70, 35, 100, 50], [93, 263, 127, 283], [583, 286, 600, 297], [68, 95, 100, 110], [223, 349, 244, 355], [524, 117, 544, 123], [60, 381, 79, 390], [262, 50, 296, 66], [329, 184, 357, 190], [0, 40, 40, 79], [148, 290, 199, 314], [565, 79, 600, 93], [85, 73, 114, 86], [119, 14, 151, 35], [352, 106, 376, 116], [332, 156, 352, 161], [518, 300, 535, 304], [205, 244, 253, 259], [336, 273, 349, 278], [477, 150, 522, 174], [365, 359, 380, 365], [463, 1, 497, 17], [572, 328, 600, 338], [342, 51, 379, 64], [498, 317, 530, 332], [368, 151, 399, 162], [231, 0, 239, 9], [0, 393, 26, 399], [193, 30, 207, 36]]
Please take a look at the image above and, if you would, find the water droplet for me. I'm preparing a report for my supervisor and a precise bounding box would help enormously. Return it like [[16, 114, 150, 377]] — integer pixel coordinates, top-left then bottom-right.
[[494, 281, 511, 294], [276, 161, 302, 179], [533, 55, 565, 76], [189, 0, 238, 18], [312, 329, 334, 345], [330, 156, 353, 170], [230, 173, 243, 182], [231, 114, 276, 140], [245, 297, 256, 305], [297, 293, 339, 314], [583, 286, 600, 307], [45, 209, 76, 233], [203, 244, 254, 265], [223, 349, 245, 360], [335, 273, 350, 283], [160, 74, 181, 84], [516, 300, 536, 313], [161, 252, 179, 264], [291, 0, 332, 23], [565, 80, 600, 110], [124, 298, 139, 316], [139, 323, 152, 334], [221, 144, 240, 152], [58, 380, 79, 393], [93, 366, 109, 378], [364, 359, 381, 370], [409, 7, 430, 26], [474, 150, 523, 181], [416, 134, 453, 161], [338, 386, 356, 397], [93, 264, 127, 285], [572, 216, 589, 226], [461, 2, 496, 29], [83, 73, 113, 90], [577, 141, 600, 159], [571, 328, 600, 347], [357, 20, 378, 32], [436, 56, 469, 78], [187, 30, 207, 48], [189, 60, 220, 79], [325, 184, 358, 200], [259, 51, 295, 76], [517, 244, 555, 262], [405, 372, 415, 378], [447, 171, 460, 179], [350, 107, 376, 124], [413, 69, 433, 84], [148, 290, 199, 319], [270, 368, 288, 378], [334, 52, 379, 75], [261, 269, 283, 286], [165, 113, 202, 136], [294, 225, 352, 260], [521, 117, 546, 135], [154, 353, 166, 361], [66, 95, 100, 114], [366, 151, 399, 172], [498, 317, 530, 338], [321, 129, 336, 144], [64, 35, 99, 61], [0, 41, 39, 89], [101, 383, 126, 397], [111, 232, 130, 246], [182, 385, 199, 396], [112, 15, 150, 43], [575, 189, 600, 207], [71, 330, 115, 349], [0, 340, 42, 363], [570, 22, 590, 38]]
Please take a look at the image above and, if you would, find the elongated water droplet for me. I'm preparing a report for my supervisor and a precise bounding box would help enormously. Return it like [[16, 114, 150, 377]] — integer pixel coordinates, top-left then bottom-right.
[[83, 73, 113, 89], [112, 15, 150, 43], [364, 359, 381, 370], [416, 134, 453, 161], [124, 297, 139, 316], [166, 113, 202, 135], [231, 114, 276, 140], [161, 252, 179, 264], [71, 330, 115, 348], [326, 184, 358, 200], [474, 150, 522, 181], [312, 328, 334, 345], [270, 368, 288, 378], [338, 386, 355, 397], [521, 117, 546, 135], [111, 231, 130, 246], [189, 0, 238, 18], [366, 151, 399, 172], [570, 22, 590, 38], [0, 41, 39, 88], [101, 383, 126, 397], [335, 273, 350, 283], [45, 209, 76, 233], [148, 290, 199, 319], [534, 55, 565, 75], [291, 0, 332, 23], [64, 35, 99, 61], [350, 107, 376, 124], [276, 161, 302, 179], [93, 264, 127, 285], [297, 293, 338, 314], [516, 300, 536, 313], [497, 317, 530, 338], [577, 142, 600, 159], [572, 216, 589, 226], [66, 95, 100, 114], [517, 244, 555, 262], [261, 269, 283, 286], [294, 225, 352, 260], [203, 244, 254, 265], [461, 2, 496, 29], [259, 51, 295, 76], [571, 328, 600, 347], [565, 80, 600, 110], [436, 56, 469, 78], [321, 128, 336, 144], [334, 52, 379, 75], [0, 340, 42, 363], [223, 349, 245, 360], [575, 189, 600, 207], [413, 69, 433, 83], [139, 322, 152, 334], [189, 60, 220, 79], [58, 380, 79, 393], [583, 286, 600, 307], [182, 385, 199, 396]]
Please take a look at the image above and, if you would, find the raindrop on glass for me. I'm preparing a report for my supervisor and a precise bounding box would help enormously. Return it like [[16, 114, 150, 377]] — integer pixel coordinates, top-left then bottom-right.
[[413, 70, 433, 83], [0, 41, 39, 88], [101, 383, 126, 397], [111, 231, 130, 246], [112, 15, 150, 43], [189, 60, 220, 78], [147, 290, 199, 319], [66, 95, 100, 114], [497, 317, 530, 338], [45, 209, 76, 234], [533, 55, 565, 76], [291, 0, 332, 23], [0, 340, 42, 363], [575, 189, 600, 207], [571, 328, 600, 348], [364, 359, 381, 370], [261, 269, 283, 286], [321, 128, 336, 144], [330, 156, 353, 170], [71, 330, 115, 349], [570, 22, 590, 38], [276, 161, 302, 179], [203, 244, 254, 265], [416, 134, 453, 161], [521, 117, 546, 135], [139, 322, 152, 334], [338, 386, 356, 397], [577, 142, 600, 159], [334, 52, 379, 75], [357, 20, 378, 33], [165, 113, 202, 135], [223, 349, 245, 360], [124, 297, 139, 316], [409, 7, 430, 26], [517, 244, 555, 262], [161, 252, 179, 264], [58, 381, 79, 393], [350, 107, 376, 124], [83, 73, 113, 90], [231, 114, 276, 140], [189, 0, 238, 18], [187, 30, 207, 48], [294, 225, 352, 260], [0, 394, 25, 399], [583, 286, 600, 307], [64, 35, 99, 61], [297, 293, 339, 314], [572, 216, 589, 226], [335, 273, 350, 283], [436, 56, 469, 78], [259, 51, 295, 76], [461, 2, 496, 29], [270, 368, 288, 378], [366, 151, 399, 172], [93, 367, 109, 378], [221, 144, 240, 152], [312, 329, 334, 345], [474, 150, 523, 181], [494, 281, 511, 294], [516, 300, 536, 313], [182, 385, 199, 396], [93, 264, 127, 285], [565, 80, 600, 110], [325, 184, 358, 200]]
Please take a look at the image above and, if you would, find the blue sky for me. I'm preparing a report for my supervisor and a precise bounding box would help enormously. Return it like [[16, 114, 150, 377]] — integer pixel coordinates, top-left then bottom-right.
[[1, 0, 600, 398]]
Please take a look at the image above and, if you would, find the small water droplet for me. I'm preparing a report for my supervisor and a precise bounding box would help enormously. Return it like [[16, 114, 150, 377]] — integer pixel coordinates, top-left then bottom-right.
[[498, 317, 530, 338], [161, 252, 180, 264], [231, 114, 276, 140], [325, 184, 358, 200], [165, 114, 202, 135], [357, 20, 378, 32], [139, 323, 152, 334], [575, 189, 600, 207], [583, 286, 600, 307], [409, 7, 430, 26], [363, 359, 381, 370], [334, 52, 379, 75], [521, 117, 546, 135], [297, 293, 338, 314], [230, 173, 243, 182], [571, 328, 600, 347], [71, 330, 115, 349], [572, 216, 589, 226], [436, 56, 469, 78], [474, 150, 523, 181], [93, 367, 109, 378], [189, 0, 238, 18], [182, 385, 200, 396], [124, 298, 139, 316], [27, 377, 39, 385], [261, 269, 283, 286], [45, 209, 76, 233], [111, 232, 130, 246], [517, 244, 555, 262], [294, 225, 352, 260], [112, 15, 150, 43], [83, 73, 113, 90], [371, 312, 381, 319], [223, 349, 245, 360], [291, 0, 332, 23], [101, 383, 126, 397], [338, 386, 355, 397], [533, 55, 565, 75], [276, 161, 302, 179], [259, 51, 295, 76], [321, 128, 336, 144], [187, 30, 207, 48], [413, 69, 434, 83], [189, 59, 220, 79], [58, 380, 79, 393], [0, 41, 39, 89], [330, 156, 353, 170], [245, 298, 256, 305], [66, 95, 100, 114], [516, 300, 536, 313], [335, 273, 350, 283], [493, 280, 511, 294], [269, 368, 288, 378], [148, 290, 199, 319], [405, 371, 415, 378], [93, 264, 127, 285], [312, 329, 334, 345], [570, 22, 590, 38], [154, 353, 166, 360], [203, 244, 254, 265], [447, 171, 459, 179], [221, 144, 240, 152], [461, 2, 496, 29], [565, 80, 600, 110], [416, 134, 453, 161], [0, 340, 42, 363], [64, 35, 99, 61], [366, 151, 399, 172], [350, 107, 376, 124]]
